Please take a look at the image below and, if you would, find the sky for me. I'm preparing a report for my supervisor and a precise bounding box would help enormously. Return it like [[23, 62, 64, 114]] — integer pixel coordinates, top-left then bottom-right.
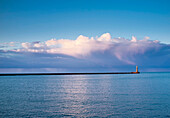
[[0, 0, 170, 72]]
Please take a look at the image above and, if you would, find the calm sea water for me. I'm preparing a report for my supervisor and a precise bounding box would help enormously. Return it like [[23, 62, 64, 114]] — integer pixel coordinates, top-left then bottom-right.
[[0, 72, 170, 117]]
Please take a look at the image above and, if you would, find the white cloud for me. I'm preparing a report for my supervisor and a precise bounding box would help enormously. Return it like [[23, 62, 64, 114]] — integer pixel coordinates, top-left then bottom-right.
[[131, 36, 137, 42], [8, 33, 169, 65], [45, 39, 58, 46], [97, 33, 111, 41], [21, 42, 31, 49]]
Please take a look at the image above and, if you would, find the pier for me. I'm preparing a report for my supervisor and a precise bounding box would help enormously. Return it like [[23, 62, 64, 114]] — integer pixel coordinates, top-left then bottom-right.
[[0, 66, 140, 76]]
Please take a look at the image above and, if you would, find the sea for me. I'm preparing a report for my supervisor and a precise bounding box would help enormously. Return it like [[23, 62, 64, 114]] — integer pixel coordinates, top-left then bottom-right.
[[0, 72, 170, 118]]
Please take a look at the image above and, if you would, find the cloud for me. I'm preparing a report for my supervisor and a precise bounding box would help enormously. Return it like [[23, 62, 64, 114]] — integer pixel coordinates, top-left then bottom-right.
[[15, 34, 112, 58], [0, 33, 170, 72], [97, 33, 111, 41]]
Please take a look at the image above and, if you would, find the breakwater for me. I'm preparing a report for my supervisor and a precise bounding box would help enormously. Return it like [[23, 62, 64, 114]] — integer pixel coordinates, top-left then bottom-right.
[[0, 72, 140, 76]]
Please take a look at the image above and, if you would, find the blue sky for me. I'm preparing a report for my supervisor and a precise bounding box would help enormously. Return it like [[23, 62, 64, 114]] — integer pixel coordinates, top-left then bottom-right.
[[0, 0, 170, 43], [0, 0, 170, 72]]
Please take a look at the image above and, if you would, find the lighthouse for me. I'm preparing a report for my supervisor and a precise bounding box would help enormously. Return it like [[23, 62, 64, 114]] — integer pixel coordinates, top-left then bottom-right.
[[136, 66, 138, 73]]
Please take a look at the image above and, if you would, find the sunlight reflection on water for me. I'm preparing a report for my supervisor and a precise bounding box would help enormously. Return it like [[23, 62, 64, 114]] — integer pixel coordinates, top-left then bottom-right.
[[0, 73, 170, 117]]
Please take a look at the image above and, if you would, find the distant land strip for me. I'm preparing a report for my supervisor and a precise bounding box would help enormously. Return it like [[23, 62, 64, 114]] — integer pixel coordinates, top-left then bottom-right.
[[0, 72, 140, 76]]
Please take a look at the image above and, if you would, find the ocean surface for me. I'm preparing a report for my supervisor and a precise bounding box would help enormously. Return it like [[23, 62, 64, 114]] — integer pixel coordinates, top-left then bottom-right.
[[0, 72, 170, 117]]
